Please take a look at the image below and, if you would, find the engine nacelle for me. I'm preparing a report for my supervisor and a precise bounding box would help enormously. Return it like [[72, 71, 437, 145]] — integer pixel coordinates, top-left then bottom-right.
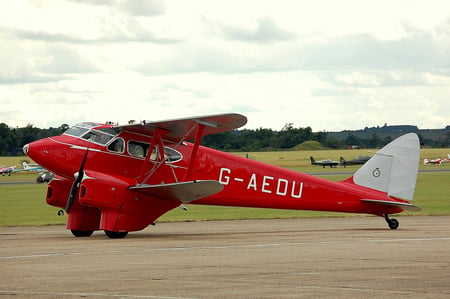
[[78, 171, 180, 232], [46, 176, 72, 209], [78, 171, 135, 210]]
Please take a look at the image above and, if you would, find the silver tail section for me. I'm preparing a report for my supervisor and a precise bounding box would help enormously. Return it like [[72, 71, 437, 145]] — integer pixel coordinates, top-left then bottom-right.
[[352, 133, 420, 201]]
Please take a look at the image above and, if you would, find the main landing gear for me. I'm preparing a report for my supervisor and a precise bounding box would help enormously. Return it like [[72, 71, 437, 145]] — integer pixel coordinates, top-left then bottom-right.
[[384, 214, 399, 230], [71, 229, 94, 237], [70, 230, 128, 238], [104, 230, 128, 239]]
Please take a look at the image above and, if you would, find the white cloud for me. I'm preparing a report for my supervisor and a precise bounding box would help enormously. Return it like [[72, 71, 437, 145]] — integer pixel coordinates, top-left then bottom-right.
[[0, 0, 450, 132]]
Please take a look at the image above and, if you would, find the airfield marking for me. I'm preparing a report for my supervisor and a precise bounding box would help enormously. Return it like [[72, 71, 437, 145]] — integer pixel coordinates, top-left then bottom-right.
[[296, 286, 417, 295], [0, 290, 193, 299], [2, 236, 450, 260]]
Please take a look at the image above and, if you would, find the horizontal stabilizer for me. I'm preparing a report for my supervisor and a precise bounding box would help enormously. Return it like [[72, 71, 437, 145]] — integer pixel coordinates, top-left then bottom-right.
[[361, 199, 421, 212], [130, 180, 223, 204]]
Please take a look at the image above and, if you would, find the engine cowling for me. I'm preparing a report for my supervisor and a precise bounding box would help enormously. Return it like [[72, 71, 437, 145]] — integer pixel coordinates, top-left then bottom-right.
[[46, 176, 72, 209]]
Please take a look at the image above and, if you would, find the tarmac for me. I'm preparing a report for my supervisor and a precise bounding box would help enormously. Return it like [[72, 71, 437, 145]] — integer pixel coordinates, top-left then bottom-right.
[[1, 216, 450, 298]]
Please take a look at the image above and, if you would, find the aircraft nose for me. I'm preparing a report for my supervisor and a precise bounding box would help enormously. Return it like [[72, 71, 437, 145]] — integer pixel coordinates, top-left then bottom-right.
[[24, 139, 50, 163], [23, 144, 29, 155]]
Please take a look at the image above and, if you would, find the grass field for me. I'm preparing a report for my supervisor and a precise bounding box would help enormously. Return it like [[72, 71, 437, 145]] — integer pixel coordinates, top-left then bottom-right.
[[1, 148, 449, 227]]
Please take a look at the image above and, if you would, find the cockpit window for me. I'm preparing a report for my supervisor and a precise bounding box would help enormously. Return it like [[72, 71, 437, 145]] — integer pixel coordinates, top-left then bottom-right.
[[97, 127, 118, 135], [82, 130, 115, 145], [64, 126, 89, 137], [64, 123, 119, 146], [64, 123, 104, 138]]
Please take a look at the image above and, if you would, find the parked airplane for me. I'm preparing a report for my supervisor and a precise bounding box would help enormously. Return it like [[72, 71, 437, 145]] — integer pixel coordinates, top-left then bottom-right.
[[21, 161, 45, 172], [340, 156, 371, 167], [23, 113, 421, 238], [423, 155, 450, 165], [36, 171, 54, 183], [0, 165, 16, 176], [310, 156, 339, 168]]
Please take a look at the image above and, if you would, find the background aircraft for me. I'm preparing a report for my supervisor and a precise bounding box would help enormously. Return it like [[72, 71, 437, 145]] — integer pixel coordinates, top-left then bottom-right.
[[340, 156, 371, 167], [24, 113, 421, 238], [0, 165, 16, 176], [310, 156, 339, 168], [423, 155, 450, 165], [19, 161, 54, 183], [21, 161, 45, 172], [36, 171, 54, 183]]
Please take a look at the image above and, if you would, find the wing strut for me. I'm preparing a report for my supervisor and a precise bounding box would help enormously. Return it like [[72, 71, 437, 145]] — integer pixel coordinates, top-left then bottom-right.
[[137, 127, 169, 184], [183, 123, 205, 181]]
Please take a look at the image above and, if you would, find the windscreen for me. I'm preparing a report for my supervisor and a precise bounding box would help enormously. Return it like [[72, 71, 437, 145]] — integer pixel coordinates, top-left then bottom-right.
[[64, 123, 118, 146]]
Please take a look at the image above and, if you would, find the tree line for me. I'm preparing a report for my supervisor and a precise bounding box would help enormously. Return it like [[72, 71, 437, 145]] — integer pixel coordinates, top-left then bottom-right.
[[0, 123, 68, 155], [1, 122, 425, 156]]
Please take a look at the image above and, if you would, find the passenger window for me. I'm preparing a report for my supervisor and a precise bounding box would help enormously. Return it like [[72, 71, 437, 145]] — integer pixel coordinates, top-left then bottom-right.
[[127, 141, 182, 163], [108, 138, 124, 153], [164, 147, 182, 162], [128, 141, 149, 157]]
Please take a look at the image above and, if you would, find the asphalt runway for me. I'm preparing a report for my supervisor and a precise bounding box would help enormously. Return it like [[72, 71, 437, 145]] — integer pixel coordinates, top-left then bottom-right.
[[1, 216, 450, 298]]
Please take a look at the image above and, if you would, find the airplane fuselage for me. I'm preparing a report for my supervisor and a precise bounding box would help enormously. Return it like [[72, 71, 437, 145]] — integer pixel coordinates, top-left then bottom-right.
[[27, 128, 402, 218]]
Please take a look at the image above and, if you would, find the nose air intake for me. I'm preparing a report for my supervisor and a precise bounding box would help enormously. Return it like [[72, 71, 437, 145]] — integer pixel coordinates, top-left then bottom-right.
[[23, 144, 29, 155]]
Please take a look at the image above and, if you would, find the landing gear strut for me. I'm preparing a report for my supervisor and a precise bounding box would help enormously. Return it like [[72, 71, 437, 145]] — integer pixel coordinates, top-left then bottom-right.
[[384, 214, 399, 230]]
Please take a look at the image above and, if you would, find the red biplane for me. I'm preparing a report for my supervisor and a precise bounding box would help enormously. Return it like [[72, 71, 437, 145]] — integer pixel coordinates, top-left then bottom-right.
[[24, 113, 421, 238]]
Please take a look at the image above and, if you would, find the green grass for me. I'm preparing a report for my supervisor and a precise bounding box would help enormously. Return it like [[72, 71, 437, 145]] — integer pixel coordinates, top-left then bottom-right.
[[1, 172, 448, 227], [1, 148, 449, 226], [412, 172, 450, 215], [0, 155, 29, 169], [0, 184, 65, 226]]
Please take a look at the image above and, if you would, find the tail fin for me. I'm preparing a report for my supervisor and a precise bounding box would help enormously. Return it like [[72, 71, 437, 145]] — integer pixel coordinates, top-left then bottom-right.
[[310, 156, 316, 164], [352, 133, 420, 201]]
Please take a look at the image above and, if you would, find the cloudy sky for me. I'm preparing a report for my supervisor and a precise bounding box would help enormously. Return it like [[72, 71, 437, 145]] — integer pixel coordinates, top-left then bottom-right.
[[1, 0, 450, 131]]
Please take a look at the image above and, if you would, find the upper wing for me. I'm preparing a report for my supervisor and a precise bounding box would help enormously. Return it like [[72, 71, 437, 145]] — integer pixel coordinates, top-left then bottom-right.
[[130, 180, 224, 204], [113, 113, 247, 142]]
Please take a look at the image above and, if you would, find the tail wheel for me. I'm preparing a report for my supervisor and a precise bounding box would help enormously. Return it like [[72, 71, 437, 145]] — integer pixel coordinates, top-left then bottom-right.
[[384, 215, 399, 230], [104, 230, 128, 239], [388, 218, 399, 229], [71, 229, 94, 237]]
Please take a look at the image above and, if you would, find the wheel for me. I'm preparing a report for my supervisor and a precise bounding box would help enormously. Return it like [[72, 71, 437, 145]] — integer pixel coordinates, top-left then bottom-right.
[[71, 229, 94, 237], [104, 230, 128, 239], [388, 218, 399, 230]]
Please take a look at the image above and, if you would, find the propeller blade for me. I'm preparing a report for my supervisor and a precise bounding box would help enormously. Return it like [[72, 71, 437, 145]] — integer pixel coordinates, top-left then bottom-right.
[[66, 148, 89, 212]]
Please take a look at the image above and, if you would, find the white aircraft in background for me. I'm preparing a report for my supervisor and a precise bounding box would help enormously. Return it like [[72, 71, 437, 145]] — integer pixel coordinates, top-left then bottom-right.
[[21, 161, 53, 183], [21, 161, 45, 172]]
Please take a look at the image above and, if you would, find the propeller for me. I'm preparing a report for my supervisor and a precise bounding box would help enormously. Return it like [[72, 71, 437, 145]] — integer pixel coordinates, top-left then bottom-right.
[[66, 148, 89, 213]]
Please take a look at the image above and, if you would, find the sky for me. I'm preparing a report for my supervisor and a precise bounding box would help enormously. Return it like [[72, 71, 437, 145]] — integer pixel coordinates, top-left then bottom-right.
[[1, 0, 450, 132]]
